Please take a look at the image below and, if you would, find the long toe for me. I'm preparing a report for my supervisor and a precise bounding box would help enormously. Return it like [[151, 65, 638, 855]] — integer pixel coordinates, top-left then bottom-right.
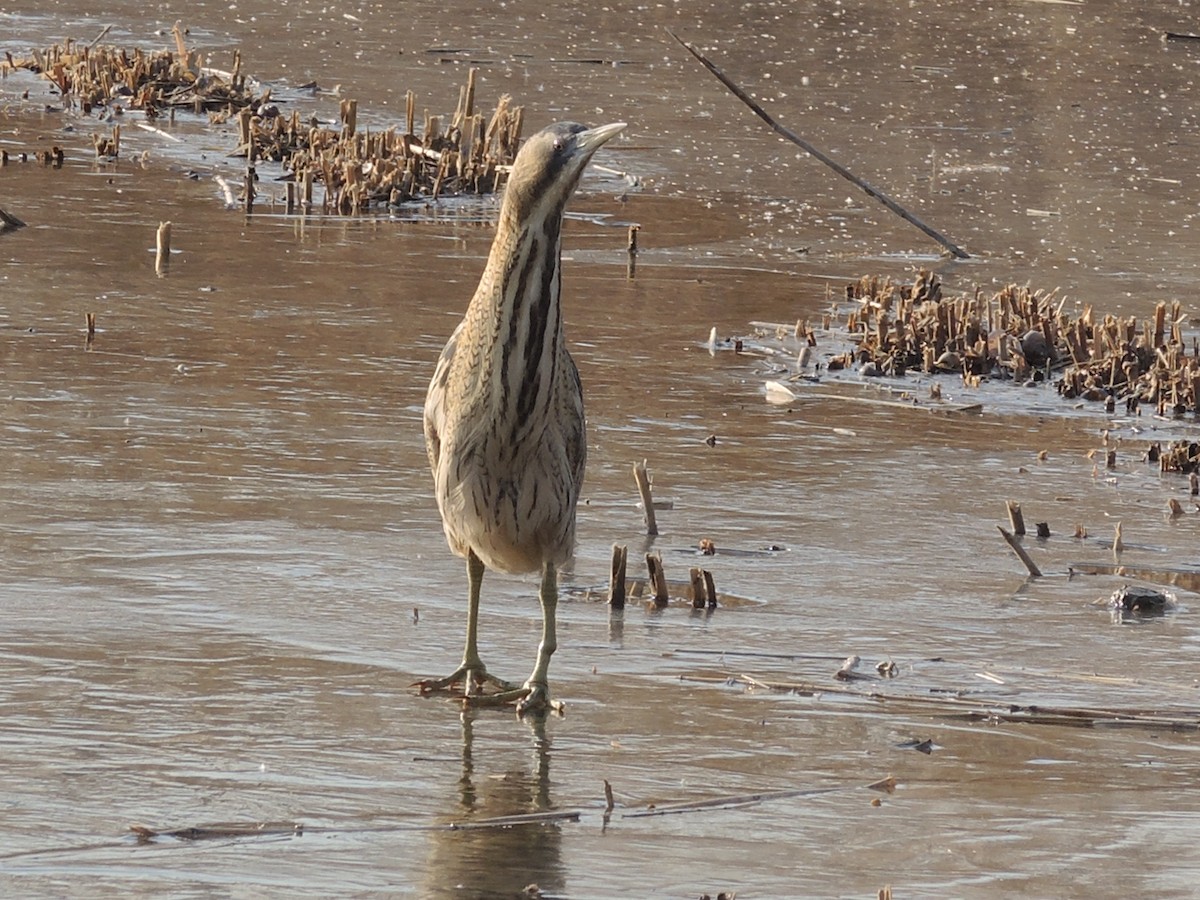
[[415, 666, 517, 697], [455, 681, 563, 714], [414, 673, 462, 695]]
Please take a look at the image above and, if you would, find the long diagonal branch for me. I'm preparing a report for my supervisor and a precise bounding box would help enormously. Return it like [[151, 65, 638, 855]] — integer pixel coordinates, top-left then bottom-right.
[[669, 30, 970, 259]]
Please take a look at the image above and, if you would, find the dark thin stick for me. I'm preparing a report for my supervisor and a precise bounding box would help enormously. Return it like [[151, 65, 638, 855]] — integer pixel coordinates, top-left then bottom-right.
[[683, 672, 1200, 731], [1, 808, 586, 863], [622, 784, 849, 819], [132, 809, 581, 842], [668, 30, 970, 259], [672, 647, 849, 662], [88, 24, 114, 49]]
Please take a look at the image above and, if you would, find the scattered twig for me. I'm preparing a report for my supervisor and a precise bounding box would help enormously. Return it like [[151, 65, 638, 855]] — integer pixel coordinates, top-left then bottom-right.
[[131, 821, 302, 842], [131, 808, 583, 844], [682, 671, 1200, 731], [622, 784, 851, 818], [671, 647, 850, 663]]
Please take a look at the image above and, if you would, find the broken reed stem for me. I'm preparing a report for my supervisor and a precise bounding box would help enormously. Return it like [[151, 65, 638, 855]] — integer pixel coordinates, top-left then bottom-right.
[[689, 567, 706, 609], [155, 221, 171, 274], [997, 525, 1042, 577], [668, 30, 969, 259], [603, 780, 615, 813], [608, 543, 628, 609], [633, 458, 658, 536], [243, 166, 255, 213], [645, 553, 669, 608], [1006, 500, 1026, 536]]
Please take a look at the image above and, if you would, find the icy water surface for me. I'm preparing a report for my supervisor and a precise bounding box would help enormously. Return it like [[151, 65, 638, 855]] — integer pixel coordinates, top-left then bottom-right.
[[3, 1, 1200, 897]]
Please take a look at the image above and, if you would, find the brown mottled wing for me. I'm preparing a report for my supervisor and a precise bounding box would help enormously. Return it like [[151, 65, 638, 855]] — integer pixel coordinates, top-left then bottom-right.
[[561, 348, 587, 502], [423, 319, 463, 477]]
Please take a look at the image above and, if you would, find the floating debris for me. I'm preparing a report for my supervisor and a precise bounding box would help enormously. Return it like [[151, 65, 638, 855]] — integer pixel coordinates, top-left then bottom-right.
[[1103, 585, 1174, 617], [0, 206, 27, 232]]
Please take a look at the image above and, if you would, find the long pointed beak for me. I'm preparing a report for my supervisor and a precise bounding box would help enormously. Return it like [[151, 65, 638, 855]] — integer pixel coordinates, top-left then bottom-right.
[[575, 122, 627, 157]]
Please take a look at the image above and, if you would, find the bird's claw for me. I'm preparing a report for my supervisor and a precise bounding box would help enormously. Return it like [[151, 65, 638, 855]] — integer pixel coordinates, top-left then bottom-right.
[[515, 682, 558, 716]]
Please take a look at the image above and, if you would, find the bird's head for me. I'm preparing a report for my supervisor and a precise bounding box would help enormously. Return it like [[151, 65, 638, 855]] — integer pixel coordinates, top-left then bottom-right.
[[501, 121, 626, 220]]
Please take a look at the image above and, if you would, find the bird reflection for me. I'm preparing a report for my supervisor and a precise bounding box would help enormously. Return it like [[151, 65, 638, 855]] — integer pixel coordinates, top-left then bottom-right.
[[421, 710, 564, 898]]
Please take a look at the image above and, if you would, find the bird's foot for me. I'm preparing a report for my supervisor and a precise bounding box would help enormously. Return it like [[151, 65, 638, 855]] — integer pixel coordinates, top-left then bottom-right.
[[414, 665, 517, 698], [515, 681, 560, 716], [464, 680, 563, 716]]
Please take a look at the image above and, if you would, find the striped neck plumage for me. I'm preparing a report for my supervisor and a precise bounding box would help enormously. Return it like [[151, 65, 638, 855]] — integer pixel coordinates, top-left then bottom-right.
[[473, 195, 568, 424]]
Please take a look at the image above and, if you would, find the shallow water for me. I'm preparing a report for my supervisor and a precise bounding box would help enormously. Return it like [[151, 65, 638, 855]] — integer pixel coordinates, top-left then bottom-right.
[[3, 1, 1200, 897]]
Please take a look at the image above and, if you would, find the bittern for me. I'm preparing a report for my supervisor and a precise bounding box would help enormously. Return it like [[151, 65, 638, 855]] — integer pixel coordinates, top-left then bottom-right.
[[421, 120, 626, 714]]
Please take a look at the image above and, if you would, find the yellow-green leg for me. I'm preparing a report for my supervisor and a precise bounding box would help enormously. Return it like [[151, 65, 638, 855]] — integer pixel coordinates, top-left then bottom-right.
[[473, 561, 563, 715], [416, 550, 516, 697], [516, 561, 559, 714]]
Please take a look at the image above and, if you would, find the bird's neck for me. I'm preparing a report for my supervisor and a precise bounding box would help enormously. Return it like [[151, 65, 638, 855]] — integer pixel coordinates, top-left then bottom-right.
[[469, 199, 567, 423]]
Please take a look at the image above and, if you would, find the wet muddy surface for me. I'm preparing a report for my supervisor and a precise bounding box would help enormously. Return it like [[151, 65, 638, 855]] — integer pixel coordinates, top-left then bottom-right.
[[4, 1, 1200, 896]]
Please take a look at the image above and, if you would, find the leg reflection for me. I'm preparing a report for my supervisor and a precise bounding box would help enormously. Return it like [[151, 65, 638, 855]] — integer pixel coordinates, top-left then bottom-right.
[[421, 711, 564, 897]]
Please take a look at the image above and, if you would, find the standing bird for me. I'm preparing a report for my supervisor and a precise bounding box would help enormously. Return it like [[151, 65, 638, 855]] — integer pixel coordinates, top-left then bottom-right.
[[421, 121, 627, 714]]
